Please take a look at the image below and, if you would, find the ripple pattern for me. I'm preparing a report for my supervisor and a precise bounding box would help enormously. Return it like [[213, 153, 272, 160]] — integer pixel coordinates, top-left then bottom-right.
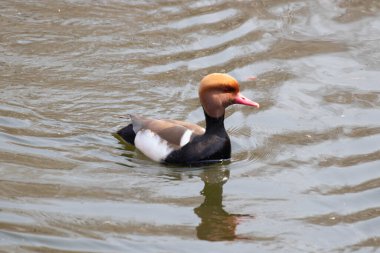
[[1, 0, 380, 252]]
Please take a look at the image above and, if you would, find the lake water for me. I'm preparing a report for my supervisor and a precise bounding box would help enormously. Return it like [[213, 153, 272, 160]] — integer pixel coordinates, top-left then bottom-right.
[[1, 0, 380, 252]]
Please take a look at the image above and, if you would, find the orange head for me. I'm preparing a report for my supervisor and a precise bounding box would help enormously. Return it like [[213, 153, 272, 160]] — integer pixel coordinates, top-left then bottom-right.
[[199, 73, 259, 118]]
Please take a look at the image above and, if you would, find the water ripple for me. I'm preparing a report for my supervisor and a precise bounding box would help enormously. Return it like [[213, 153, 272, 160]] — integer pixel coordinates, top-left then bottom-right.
[[1, 0, 380, 252]]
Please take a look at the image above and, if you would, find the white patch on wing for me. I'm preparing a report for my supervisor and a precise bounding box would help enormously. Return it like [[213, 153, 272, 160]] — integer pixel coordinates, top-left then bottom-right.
[[135, 129, 174, 162], [180, 129, 193, 147]]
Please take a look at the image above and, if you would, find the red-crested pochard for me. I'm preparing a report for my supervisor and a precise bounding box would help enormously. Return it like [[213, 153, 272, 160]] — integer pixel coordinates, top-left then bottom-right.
[[117, 73, 259, 165]]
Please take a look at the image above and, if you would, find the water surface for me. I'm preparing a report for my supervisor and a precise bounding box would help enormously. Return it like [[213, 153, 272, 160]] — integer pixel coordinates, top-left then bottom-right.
[[1, 0, 380, 252]]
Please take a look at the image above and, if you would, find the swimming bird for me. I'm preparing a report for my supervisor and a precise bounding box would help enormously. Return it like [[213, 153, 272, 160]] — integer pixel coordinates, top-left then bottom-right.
[[116, 73, 259, 165]]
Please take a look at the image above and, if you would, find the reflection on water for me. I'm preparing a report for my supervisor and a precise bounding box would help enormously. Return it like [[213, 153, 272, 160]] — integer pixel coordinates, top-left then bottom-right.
[[196, 180, 234, 241], [195, 168, 254, 241], [1, 0, 380, 252]]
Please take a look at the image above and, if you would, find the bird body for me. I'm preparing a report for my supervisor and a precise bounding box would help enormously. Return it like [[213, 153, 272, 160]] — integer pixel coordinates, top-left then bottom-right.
[[116, 73, 259, 165]]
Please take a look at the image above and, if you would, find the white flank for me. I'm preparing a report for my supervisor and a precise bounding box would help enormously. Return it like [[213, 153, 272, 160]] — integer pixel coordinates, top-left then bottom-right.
[[135, 129, 174, 162], [180, 129, 193, 147]]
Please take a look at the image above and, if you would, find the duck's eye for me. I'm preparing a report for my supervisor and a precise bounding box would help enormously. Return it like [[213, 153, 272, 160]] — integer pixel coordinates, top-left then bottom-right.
[[222, 86, 236, 93]]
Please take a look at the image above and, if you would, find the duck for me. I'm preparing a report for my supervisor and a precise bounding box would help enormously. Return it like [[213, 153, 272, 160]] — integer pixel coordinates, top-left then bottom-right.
[[116, 73, 259, 165]]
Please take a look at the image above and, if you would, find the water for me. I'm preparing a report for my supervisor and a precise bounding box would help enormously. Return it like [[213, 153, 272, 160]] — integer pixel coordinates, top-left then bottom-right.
[[1, 0, 379, 252]]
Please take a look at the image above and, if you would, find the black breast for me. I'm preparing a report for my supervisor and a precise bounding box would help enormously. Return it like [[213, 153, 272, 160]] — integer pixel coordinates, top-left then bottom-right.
[[164, 114, 231, 165]]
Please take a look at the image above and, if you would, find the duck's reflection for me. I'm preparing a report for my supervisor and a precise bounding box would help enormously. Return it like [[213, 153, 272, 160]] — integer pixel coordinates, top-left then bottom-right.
[[194, 168, 252, 241]]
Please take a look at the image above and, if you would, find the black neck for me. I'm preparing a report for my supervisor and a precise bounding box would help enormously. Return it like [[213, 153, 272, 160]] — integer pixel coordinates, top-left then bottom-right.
[[204, 110, 226, 135]]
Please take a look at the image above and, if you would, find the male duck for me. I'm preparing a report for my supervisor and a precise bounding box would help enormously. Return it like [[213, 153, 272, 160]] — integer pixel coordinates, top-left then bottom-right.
[[117, 73, 259, 165]]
